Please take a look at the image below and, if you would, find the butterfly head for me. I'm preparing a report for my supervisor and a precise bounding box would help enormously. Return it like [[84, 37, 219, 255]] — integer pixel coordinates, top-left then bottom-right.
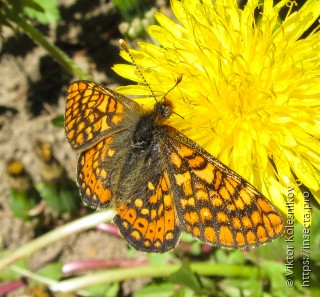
[[153, 75, 182, 120], [154, 101, 173, 119]]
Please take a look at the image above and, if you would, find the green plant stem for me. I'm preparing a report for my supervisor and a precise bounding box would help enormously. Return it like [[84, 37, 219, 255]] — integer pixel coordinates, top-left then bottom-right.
[[0, 210, 115, 270], [11, 14, 92, 80], [50, 263, 260, 292], [11, 265, 58, 286]]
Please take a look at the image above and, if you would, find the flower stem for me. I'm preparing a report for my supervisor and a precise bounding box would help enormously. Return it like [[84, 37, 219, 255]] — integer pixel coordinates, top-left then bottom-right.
[[50, 263, 259, 292], [10, 14, 92, 80], [0, 210, 115, 270]]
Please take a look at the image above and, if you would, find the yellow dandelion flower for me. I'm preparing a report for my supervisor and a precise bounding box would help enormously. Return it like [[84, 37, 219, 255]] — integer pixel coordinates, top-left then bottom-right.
[[113, 0, 320, 224]]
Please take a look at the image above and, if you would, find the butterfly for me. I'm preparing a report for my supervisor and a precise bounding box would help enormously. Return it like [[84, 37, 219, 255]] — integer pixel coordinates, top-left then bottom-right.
[[64, 74, 284, 253]]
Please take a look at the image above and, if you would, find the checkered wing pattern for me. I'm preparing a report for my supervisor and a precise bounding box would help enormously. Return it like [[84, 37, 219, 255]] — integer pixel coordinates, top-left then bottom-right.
[[65, 81, 141, 151], [161, 126, 284, 249]]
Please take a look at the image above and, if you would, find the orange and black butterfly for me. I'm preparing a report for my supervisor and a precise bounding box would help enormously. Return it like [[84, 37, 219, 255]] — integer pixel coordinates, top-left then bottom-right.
[[65, 48, 283, 253]]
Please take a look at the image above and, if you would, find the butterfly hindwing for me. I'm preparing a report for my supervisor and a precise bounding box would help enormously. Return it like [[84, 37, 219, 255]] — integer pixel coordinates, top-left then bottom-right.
[[160, 125, 284, 249], [114, 170, 181, 253], [77, 125, 143, 208]]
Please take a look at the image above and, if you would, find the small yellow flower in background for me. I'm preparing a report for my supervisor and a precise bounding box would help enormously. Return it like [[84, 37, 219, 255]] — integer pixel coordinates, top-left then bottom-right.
[[113, 0, 320, 224]]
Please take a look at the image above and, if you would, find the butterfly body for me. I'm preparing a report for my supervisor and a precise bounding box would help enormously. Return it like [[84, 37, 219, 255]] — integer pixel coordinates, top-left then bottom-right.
[[65, 80, 284, 253]]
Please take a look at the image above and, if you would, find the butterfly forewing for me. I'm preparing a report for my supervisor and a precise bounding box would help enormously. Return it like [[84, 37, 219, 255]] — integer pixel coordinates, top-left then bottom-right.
[[65, 81, 141, 151]]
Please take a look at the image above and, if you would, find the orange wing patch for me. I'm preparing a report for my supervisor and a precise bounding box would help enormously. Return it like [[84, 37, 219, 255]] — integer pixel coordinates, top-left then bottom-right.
[[114, 172, 181, 252]]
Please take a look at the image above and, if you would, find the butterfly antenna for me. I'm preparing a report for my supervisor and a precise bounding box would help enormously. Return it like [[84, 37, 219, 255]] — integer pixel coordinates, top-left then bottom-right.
[[162, 75, 183, 99], [119, 39, 158, 102]]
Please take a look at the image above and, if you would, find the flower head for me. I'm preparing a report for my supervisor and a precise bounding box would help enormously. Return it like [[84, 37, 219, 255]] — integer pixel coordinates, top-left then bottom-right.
[[113, 0, 320, 223]]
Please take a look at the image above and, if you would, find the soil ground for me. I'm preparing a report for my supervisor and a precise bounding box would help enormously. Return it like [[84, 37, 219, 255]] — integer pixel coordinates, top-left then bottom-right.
[[0, 1, 161, 295]]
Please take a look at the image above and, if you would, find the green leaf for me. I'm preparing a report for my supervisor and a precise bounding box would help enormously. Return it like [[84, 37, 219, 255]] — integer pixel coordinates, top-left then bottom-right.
[[51, 115, 64, 127], [213, 249, 246, 265], [168, 262, 201, 292], [171, 286, 195, 297], [0, 256, 28, 281], [179, 232, 194, 243], [219, 269, 261, 297], [8, 188, 40, 221], [111, 0, 151, 21], [226, 250, 246, 265], [134, 283, 175, 297], [86, 282, 120, 297], [24, 0, 60, 24], [213, 248, 229, 263], [260, 261, 292, 297], [226, 280, 261, 297], [32, 262, 63, 282], [36, 180, 78, 215], [22, 0, 44, 12], [148, 253, 172, 266], [249, 235, 287, 262]]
